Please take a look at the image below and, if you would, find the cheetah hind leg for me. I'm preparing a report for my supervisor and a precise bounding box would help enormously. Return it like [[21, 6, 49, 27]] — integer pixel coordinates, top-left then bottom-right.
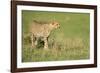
[[30, 34, 35, 49]]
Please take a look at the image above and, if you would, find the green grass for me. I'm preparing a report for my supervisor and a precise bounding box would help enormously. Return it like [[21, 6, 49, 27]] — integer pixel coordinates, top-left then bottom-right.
[[22, 10, 90, 62]]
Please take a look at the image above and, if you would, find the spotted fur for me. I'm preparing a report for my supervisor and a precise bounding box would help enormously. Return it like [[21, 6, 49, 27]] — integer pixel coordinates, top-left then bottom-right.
[[29, 20, 60, 49]]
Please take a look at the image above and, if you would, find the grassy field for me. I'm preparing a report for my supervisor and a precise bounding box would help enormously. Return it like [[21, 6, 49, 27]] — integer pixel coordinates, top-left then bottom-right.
[[22, 10, 90, 62]]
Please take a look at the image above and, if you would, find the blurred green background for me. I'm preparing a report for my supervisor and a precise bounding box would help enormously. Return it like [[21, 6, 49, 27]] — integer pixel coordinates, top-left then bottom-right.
[[22, 10, 90, 62]]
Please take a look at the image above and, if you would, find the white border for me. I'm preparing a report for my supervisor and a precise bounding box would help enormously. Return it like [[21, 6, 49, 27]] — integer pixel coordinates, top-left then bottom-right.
[[17, 5, 94, 68]]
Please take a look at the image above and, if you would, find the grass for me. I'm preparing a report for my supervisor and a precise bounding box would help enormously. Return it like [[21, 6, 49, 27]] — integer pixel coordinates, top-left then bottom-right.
[[22, 10, 90, 62]]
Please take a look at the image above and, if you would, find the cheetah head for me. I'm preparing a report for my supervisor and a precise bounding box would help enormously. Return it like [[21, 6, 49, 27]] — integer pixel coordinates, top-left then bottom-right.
[[50, 21, 60, 29]]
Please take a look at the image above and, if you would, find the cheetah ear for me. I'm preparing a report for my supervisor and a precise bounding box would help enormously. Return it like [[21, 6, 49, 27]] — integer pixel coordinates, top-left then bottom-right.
[[51, 22, 55, 25]]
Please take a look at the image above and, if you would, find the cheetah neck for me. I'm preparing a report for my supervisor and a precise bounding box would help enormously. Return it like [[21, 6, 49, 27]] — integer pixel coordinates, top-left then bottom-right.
[[48, 25, 55, 31]]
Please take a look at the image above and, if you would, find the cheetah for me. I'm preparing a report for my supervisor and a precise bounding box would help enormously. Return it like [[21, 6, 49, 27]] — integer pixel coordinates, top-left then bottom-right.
[[29, 20, 60, 49]]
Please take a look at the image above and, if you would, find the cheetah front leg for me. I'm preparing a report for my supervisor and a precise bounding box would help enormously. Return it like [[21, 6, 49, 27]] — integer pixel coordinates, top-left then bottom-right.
[[34, 37, 38, 46], [44, 37, 48, 49]]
